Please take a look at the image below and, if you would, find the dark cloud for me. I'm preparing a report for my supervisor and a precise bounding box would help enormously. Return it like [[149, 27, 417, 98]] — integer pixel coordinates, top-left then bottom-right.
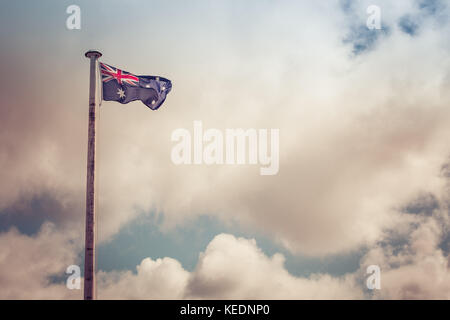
[[0, 189, 85, 234], [440, 231, 450, 255], [418, 0, 446, 15], [339, 0, 355, 13], [398, 15, 420, 36], [343, 25, 390, 55], [403, 193, 440, 216]]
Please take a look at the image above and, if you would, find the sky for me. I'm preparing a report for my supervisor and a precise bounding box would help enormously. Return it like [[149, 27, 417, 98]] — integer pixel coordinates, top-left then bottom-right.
[[0, 0, 449, 299]]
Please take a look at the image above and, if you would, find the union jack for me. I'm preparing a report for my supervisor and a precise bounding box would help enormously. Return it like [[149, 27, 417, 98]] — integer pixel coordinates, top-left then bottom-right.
[[100, 62, 139, 86]]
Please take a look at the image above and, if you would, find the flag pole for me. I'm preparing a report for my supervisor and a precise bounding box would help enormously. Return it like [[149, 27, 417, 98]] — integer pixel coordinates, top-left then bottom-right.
[[84, 50, 102, 300]]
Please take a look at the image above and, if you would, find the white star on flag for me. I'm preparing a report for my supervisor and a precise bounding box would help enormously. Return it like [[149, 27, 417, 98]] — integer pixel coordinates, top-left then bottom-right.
[[117, 88, 126, 99]]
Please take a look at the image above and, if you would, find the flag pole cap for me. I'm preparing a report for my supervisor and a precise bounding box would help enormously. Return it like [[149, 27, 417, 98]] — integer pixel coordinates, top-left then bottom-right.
[[85, 50, 102, 58]]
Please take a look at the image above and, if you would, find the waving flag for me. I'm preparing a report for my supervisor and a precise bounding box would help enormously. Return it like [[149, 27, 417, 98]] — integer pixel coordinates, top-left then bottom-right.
[[100, 62, 172, 110]]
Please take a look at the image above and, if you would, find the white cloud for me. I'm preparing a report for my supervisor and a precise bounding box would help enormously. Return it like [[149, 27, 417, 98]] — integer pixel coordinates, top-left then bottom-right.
[[0, 223, 81, 299], [98, 257, 189, 299], [98, 233, 363, 299]]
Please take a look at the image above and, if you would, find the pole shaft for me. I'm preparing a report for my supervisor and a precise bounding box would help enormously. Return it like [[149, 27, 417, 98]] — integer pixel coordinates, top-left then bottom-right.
[[84, 52, 100, 300]]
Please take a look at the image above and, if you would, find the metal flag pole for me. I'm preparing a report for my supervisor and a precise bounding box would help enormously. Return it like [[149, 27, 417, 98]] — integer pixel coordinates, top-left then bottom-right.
[[84, 50, 102, 300]]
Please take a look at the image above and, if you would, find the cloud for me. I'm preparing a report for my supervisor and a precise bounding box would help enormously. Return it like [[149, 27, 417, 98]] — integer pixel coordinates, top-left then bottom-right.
[[98, 257, 189, 299], [95, 209, 450, 300], [98, 233, 363, 299], [398, 15, 420, 36], [0, 212, 447, 299], [361, 191, 450, 299], [418, 0, 446, 15], [96, 184, 450, 300], [0, 222, 81, 299], [99, 220, 450, 299]]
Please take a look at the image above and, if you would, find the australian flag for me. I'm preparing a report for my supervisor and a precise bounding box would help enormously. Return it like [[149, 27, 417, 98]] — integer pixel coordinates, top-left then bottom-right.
[[100, 62, 172, 110]]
